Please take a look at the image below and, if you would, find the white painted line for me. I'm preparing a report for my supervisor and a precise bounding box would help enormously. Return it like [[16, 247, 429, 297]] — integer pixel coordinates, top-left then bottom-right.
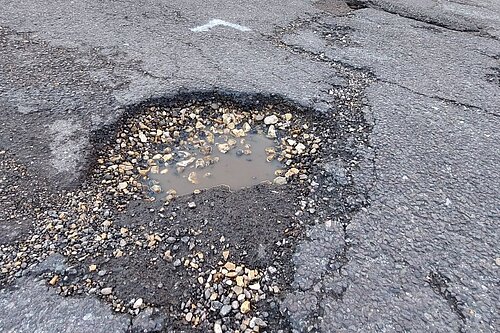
[[191, 19, 251, 32]]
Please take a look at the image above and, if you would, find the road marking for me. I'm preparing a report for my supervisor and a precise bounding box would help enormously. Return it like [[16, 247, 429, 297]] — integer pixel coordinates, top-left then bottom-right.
[[191, 19, 251, 32]]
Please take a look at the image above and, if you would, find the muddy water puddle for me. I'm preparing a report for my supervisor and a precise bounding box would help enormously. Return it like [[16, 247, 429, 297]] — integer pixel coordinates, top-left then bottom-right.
[[146, 132, 282, 197], [105, 102, 316, 201]]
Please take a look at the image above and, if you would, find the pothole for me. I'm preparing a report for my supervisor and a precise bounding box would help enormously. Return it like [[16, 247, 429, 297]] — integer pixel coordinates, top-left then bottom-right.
[[119, 103, 288, 198], [1, 91, 372, 333], [96, 100, 320, 204]]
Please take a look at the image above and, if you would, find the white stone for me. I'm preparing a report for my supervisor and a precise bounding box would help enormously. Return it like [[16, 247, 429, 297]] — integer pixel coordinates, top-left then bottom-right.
[[264, 115, 279, 125], [133, 298, 143, 309]]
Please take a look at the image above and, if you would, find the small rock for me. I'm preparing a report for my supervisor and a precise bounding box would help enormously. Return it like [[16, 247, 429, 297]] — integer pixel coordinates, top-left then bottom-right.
[[224, 262, 236, 271], [285, 167, 299, 178], [240, 300, 251, 314], [133, 298, 143, 309], [177, 157, 196, 168], [48, 275, 59, 286], [233, 286, 243, 295], [188, 202, 196, 208], [264, 115, 279, 125], [267, 125, 277, 139], [250, 317, 267, 328], [185, 312, 193, 322], [295, 143, 306, 154], [214, 322, 223, 333], [273, 177, 287, 185], [101, 287, 113, 295], [212, 301, 223, 310], [249, 283, 261, 291], [216, 143, 231, 154], [138, 132, 148, 143], [220, 304, 232, 316], [151, 185, 161, 193], [236, 276, 246, 287]]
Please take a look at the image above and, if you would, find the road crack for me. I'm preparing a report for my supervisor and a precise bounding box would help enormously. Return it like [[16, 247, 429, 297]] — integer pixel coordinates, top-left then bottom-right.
[[378, 79, 500, 118], [425, 269, 467, 330]]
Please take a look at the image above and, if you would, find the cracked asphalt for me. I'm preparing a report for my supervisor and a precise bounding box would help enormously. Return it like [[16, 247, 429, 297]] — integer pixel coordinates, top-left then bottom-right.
[[1, 0, 499, 332]]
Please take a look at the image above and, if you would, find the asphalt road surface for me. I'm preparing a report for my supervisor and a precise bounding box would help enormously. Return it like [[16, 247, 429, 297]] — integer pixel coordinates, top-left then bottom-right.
[[0, 0, 499, 332]]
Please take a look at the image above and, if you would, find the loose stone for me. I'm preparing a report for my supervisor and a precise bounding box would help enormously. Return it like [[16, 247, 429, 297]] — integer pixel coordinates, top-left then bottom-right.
[[214, 322, 223, 333], [220, 304, 232, 316], [100, 287, 113, 295], [240, 300, 251, 314], [264, 115, 278, 125], [273, 177, 287, 185], [267, 125, 277, 139], [133, 298, 143, 309]]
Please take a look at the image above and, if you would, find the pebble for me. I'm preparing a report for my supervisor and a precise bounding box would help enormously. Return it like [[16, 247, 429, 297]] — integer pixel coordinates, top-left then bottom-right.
[[188, 202, 196, 208], [220, 304, 232, 316], [100, 287, 113, 295], [295, 143, 306, 154], [249, 283, 260, 291], [214, 322, 223, 333], [233, 286, 243, 295], [49, 275, 59, 286], [267, 125, 277, 139], [264, 115, 279, 125], [250, 317, 267, 328], [273, 177, 287, 185], [224, 262, 236, 271], [133, 298, 143, 309], [240, 300, 251, 314], [212, 301, 223, 310]]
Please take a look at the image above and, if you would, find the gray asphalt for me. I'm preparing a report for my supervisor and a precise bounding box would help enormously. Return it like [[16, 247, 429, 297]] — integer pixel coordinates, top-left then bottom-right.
[[1, 0, 499, 332]]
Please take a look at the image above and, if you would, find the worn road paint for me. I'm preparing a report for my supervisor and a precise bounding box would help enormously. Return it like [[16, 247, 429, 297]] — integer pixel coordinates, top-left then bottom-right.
[[191, 19, 251, 32]]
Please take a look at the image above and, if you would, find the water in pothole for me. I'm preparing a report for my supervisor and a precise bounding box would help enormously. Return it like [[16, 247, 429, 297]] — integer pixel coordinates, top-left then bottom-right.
[[146, 132, 282, 197]]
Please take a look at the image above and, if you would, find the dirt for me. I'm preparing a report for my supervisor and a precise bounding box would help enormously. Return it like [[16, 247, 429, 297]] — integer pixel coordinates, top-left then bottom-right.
[[92, 182, 301, 331]]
